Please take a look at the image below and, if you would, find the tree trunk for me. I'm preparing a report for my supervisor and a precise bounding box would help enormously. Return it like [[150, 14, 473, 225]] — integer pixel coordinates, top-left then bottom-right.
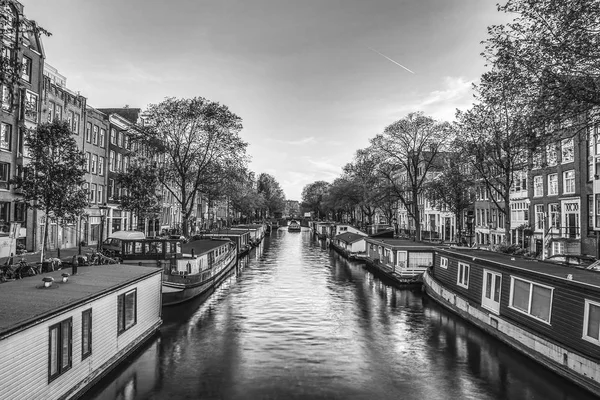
[[40, 212, 49, 263], [504, 201, 511, 245], [413, 191, 421, 241]]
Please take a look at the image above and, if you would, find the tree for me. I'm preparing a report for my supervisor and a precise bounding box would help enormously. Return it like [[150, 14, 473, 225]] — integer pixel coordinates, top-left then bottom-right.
[[425, 150, 476, 243], [140, 97, 247, 236], [256, 173, 286, 219], [114, 161, 162, 231], [484, 0, 600, 127], [322, 177, 361, 222], [370, 112, 452, 240], [10, 120, 88, 261], [301, 181, 330, 220]]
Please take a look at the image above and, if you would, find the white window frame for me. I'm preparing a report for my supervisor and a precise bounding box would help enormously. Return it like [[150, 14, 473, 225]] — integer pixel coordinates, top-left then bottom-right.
[[98, 156, 104, 176], [563, 170, 575, 194], [548, 174, 558, 195], [440, 257, 448, 269], [561, 138, 574, 163], [91, 154, 97, 174], [533, 175, 543, 197], [583, 299, 600, 346], [457, 262, 470, 289], [508, 276, 554, 324]]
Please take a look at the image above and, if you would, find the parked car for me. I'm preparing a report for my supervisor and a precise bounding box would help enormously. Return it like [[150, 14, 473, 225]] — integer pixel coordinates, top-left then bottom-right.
[[546, 254, 597, 268]]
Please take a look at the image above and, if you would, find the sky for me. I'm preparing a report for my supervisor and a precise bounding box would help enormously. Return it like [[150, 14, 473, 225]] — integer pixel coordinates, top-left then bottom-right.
[[20, 0, 512, 201]]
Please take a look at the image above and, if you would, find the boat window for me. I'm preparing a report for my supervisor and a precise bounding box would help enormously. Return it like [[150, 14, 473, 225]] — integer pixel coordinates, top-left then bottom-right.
[[583, 299, 600, 345], [124, 241, 133, 254], [457, 262, 470, 289], [176, 242, 182, 253], [409, 252, 433, 268], [509, 277, 553, 323], [155, 242, 163, 253], [134, 242, 143, 254]]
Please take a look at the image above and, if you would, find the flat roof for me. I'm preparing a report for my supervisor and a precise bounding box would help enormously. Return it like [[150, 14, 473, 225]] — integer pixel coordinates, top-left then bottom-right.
[[366, 238, 439, 249], [202, 230, 249, 236], [232, 224, 263, 229], [0, 265, 161, 338], [182, 238, 232, 255], [439, 247, 600, 288]]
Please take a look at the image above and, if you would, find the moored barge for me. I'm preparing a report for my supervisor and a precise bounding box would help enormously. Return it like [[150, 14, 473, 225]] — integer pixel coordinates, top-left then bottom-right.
[[423, 247, 600, 395]]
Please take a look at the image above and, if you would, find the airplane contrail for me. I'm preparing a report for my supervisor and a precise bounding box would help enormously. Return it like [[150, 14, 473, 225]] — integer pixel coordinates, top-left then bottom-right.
[[367, 47, 415, 74]]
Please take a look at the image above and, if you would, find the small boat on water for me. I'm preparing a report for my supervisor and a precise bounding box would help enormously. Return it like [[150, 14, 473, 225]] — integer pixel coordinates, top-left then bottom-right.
[[117, 237, 238, 306], [288, 220, 301, 232]]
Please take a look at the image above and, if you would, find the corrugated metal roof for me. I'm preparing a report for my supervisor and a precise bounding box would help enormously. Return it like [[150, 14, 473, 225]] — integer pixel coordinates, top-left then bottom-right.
[[0, 265, 160, 337]]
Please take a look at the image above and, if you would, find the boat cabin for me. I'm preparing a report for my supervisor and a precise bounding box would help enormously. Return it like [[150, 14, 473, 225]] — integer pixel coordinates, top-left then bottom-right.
[[365, 238, 437, 277], [201, 230, 251, 255], [333, 224, 367, 237], [231, 224, 265, 243], [429, 247, 600, 390], [0, 265, 162, 400], [174, 239, 235, 277], [333, 232, 366, 254]]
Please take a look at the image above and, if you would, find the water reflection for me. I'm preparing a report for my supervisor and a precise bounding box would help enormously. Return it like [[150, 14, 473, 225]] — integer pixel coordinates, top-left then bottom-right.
[[88, 229, 598, 400]]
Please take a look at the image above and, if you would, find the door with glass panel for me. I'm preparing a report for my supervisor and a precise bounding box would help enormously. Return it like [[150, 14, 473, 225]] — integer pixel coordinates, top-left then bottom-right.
[[482, 269, 502, 313]]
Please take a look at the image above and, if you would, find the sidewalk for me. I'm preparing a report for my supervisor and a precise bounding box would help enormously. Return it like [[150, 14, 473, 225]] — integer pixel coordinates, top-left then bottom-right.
[[0, 245, 100, 266]]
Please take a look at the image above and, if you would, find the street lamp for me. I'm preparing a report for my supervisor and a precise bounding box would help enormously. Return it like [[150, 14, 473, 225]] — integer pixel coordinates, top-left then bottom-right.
[[97, 203, 109, 251], [466, 211, 474, 247]]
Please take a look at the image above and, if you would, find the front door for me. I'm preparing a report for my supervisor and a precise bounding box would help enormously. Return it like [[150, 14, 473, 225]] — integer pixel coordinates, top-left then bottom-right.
[[481, 269, 502, 314]]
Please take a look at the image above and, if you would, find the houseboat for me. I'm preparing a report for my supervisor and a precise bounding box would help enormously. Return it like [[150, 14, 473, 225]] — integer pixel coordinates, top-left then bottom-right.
[[423, 247, 600, 395], [364, 238, 438, 286], [231, 224, 266, 247], [288, 220, 302, 232], [331, 232, 368, 261], [200, 229, 252, 258], [313, 222, 335, 239], [117, 238, 238, 306], [0, 264, 162, 400]]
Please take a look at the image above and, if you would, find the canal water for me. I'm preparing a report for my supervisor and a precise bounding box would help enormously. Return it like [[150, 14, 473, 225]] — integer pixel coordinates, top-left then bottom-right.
[[88, 229, 598, 400]]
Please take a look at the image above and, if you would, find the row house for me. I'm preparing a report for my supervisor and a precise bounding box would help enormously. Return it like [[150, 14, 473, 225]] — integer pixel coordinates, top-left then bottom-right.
[[38, 72, 87, 251], [0, 1, 45, 255]]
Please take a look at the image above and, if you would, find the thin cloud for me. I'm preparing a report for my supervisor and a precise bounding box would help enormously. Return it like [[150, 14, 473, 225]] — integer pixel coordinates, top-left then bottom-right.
[[268, 136, 317, 146], [368, 47, 415, 74]]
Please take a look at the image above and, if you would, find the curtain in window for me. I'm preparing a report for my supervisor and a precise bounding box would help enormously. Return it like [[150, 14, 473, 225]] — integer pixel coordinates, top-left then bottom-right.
[[531, 285, 552, 321], [588, 303, 600, 340], [512, 279, 530, 312]]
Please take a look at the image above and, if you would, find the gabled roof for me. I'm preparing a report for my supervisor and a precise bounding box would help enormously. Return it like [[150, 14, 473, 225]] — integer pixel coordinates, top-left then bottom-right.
[[97, 107, 141, 124], [334, 232, 366, 244]]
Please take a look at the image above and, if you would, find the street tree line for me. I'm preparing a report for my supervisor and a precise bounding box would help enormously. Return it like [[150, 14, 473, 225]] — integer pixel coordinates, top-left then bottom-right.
[[302, 0, 600, 244]]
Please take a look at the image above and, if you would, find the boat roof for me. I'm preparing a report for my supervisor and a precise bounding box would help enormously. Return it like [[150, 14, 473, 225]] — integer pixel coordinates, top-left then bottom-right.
[[334, 232, 366, 244], [0, 265, 160, 338], [232, 224, 263, 229], [366, 238, 440, 249], [108, 230, 145, 240], [182, 239, 232, 255], [202, 230, 250, 236], [438, 247, 600, 289]]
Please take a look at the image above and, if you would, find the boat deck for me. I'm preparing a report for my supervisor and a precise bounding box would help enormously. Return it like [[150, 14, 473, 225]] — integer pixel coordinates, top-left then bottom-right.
[[440, 247, 600, 288], [0, 265, 161, 336]]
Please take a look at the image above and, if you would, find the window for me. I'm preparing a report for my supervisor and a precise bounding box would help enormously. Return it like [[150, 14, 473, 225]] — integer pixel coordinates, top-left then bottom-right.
[[533, 175, 543, 197], [108, 178, 114, 200], [584, 300, 600, 345], [90, 183, 96, 203], [82, 309, 92, 359], [55, 104, 62, 121], [551, 241, 564, 255], [86, 122, 92, 143], [21, 56, 32, 82], [14, 202, 26, 222], [91, 154, 97, 174], [548, 174, 558, 195], [534, 204, 544, 230], [117, 153, 122, 172], [99, 128, 106, 148], [532, 152, 543, 170], [457, 262, 469, 289], [563, 170, 575, 194], [440, 257, 448, 269], [482, 270, 502, 314], [120, 133, 125, 148], [85, 152, 90, 172], [92, 125, 99, 145], [23, 91, 38, 122], [1, 85, 11, 111], [98, 156, 105, 176], [0, 122, 11, 150], [72, 113, 80, 134], [49, 318, 72, 381], [67, 110, 74, 131], [409, 252, 433, 268], [510, 277, 553, 323], [561, 138, 574, 163], [0, 162, 9, 189], [117, 289, 137, 334], [109, 150, 115, 172], [123, 156, 129, 173], [546, 144, 558, 166], [549, 203, 559, 228], [97, 185, 103, 204], [110, 128, 117, 145]]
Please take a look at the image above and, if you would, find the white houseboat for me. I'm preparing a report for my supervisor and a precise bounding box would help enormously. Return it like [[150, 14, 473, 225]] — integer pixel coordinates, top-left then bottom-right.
[[0, 265, 162, 400]]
